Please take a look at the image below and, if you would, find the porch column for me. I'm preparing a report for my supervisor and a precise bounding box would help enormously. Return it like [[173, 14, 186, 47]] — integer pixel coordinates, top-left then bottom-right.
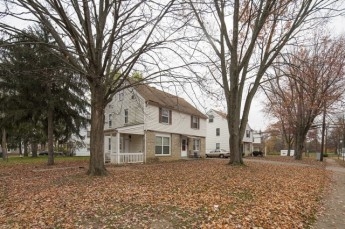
[[103, 134, 106, 164], [117, 132, 120, 164], [144, 131, 147, 163], [110, 134, 112, 163]]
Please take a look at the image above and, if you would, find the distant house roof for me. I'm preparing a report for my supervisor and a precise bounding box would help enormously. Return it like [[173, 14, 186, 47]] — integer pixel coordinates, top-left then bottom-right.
[[209, 109, 252, 129], [212, 109, 227, 119], [135, 84, 207, 119]]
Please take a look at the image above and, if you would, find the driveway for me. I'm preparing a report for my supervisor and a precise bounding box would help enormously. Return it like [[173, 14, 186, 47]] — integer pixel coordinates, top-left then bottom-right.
[[311, 158, 345, 229]]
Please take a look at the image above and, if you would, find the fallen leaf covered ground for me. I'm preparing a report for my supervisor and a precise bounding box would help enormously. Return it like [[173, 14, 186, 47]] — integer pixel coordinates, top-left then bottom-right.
[[0, 157, 329, 228]]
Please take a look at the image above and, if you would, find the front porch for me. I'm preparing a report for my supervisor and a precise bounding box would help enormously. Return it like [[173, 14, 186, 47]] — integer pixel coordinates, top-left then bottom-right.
[[104, 127, 206, 164], [104, 124, 145, 164]]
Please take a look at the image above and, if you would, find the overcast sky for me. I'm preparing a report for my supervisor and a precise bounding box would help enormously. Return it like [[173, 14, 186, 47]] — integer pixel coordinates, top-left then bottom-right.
[[2, 3, 344, 132], [245, 15, 345, 131]]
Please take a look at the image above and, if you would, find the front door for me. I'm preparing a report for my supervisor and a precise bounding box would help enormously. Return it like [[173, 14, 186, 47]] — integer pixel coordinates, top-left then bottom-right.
[[124, 139, 129, 153], [181, 137, 187, 157]]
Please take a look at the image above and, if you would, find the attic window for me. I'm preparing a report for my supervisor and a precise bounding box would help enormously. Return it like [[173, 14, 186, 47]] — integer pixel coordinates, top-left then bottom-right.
[[209, 115, 214, 123]]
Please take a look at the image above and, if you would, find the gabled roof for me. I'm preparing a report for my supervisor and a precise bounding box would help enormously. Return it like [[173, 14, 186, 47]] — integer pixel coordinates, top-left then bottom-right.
[[207, 109, 227, 119], [135, 84, 207, 119], [212, 109, 227, 119], [209, 109, 252, 129]]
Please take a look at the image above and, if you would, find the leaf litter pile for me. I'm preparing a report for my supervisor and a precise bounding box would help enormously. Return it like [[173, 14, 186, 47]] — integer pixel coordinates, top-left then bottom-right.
[[0, 159, 329, 228]]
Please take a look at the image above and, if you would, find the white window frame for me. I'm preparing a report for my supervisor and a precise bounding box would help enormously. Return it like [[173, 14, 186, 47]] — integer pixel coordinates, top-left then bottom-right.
[[216, 128, 220, 136], [191, 116, 199, 129], [108, 114, 112, 128], [155, 134, 171, 156], [209, 115, 214, 123], [246, 130, 250, 138], [161, 108, 170, 124], [124, 109, 128, 124], [216, 143, 220, 149], [119, 91, 124, 101]]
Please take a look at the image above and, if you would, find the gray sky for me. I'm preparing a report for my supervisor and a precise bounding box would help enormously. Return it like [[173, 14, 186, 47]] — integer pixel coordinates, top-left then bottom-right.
[[246, 15, 345, 131]]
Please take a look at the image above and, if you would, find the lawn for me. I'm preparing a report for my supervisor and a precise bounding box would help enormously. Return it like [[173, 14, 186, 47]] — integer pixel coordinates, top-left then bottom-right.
[[0, 158, 329, 228]]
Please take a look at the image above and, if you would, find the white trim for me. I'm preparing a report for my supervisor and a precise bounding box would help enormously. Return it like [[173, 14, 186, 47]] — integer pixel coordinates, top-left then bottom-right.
[[117, 133, 120, 163], [144, 131, 147, 163], [155, 133, 171, 156]]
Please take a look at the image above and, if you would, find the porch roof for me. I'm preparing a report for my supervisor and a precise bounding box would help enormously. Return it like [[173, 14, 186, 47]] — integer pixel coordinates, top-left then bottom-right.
[[183, 135, 201, 139], [117, 124, 144, 135]]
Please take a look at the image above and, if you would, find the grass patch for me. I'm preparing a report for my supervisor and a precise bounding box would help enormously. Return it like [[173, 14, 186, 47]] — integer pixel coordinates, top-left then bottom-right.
[[0, 156, 89, 166]]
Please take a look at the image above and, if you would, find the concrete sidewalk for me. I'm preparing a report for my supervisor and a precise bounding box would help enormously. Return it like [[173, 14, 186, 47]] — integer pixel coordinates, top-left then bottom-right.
[[311, 158, 345, 229]]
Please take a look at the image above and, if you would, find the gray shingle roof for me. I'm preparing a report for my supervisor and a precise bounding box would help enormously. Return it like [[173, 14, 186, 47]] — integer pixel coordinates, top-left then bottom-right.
[[135, 84, 207, 119]]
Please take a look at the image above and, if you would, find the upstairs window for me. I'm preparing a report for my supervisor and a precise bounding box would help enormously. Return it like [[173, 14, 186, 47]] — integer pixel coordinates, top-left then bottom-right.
[[124, 109, 128, 124], [216, 128, 220, 136], [159, 108, 172, 124], [191, 116, 200, 129], [108, 114, 112, 128], [246, 130, 250, 138], [208, 115, 214, 123], [119, 91, 124, 101]]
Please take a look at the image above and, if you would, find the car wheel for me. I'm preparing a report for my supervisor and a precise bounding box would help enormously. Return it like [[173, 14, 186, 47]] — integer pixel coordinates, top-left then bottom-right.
[[206, 155, 209, 158], [219, 154, 224, 158]]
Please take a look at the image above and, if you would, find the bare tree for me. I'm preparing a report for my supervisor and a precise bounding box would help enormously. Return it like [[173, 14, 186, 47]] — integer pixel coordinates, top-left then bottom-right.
[[264, 34, 345, 160], [185, 0, 341, 164], [0, 0, 180, 175], [263, 78, 295, 156]]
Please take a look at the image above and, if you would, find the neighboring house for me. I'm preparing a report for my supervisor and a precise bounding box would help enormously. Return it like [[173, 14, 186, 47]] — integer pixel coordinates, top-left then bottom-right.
[[206, 109, 253, 156], [252, 131, 263, 152], [104, 84, 207, 164], [73, 127, 91, 156]]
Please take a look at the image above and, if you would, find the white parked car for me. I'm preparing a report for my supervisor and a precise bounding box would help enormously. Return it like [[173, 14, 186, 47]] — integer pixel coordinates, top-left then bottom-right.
[[206, 149, 230, 158]]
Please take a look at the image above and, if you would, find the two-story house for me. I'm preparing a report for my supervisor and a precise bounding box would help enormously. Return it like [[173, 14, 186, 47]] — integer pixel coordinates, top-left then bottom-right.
[[206, 109, 253, 156], [104, 83, 207, 164]]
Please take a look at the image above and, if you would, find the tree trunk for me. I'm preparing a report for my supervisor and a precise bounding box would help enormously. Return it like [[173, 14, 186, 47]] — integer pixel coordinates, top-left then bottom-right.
[[47, 105, 54, 165], [228, 103, 243, 165], [294, 130, 304, 160], [87, 84, 107, 176], [2, 128, 7, 160], [23, 141, 28, 157], [320, 107, 326, 162], [31, 142, 38, 157], [19, 141, 22, 156]]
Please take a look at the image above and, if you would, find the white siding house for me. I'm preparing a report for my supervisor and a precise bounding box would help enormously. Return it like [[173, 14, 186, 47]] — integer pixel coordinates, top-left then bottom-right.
[[206, 109, 254, 156], [72, 127, 91, 156], [104, 83, 207, 164], [252, 131, 263, 152]]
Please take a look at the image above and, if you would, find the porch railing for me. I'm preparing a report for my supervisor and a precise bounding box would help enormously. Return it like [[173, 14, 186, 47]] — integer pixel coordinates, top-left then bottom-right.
[[110, 152, 144, 164]]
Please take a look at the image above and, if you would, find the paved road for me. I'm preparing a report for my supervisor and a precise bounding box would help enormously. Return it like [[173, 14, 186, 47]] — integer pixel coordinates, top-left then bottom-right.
[[311, 158, 345, 229]]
